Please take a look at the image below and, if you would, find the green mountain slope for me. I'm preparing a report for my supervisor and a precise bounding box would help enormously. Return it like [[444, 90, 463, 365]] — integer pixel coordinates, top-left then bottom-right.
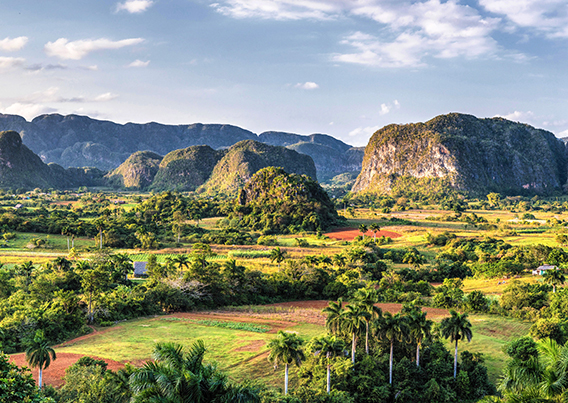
[[0, 131, 104, 189], [201, 140, 317, 196], [106, 151, 163, 189], [150, 146, 226, 191]]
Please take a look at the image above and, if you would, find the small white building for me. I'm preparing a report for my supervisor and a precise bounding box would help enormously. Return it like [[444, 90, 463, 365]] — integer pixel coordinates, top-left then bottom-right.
[[532, 265, 558, 276]]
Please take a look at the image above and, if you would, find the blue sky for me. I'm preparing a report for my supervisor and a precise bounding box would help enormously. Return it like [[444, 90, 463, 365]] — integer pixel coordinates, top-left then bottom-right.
[[0, 0, 566, 146]]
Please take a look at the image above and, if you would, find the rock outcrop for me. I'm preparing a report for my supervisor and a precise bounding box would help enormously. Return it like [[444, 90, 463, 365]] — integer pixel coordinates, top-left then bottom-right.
[[353, 113, 568, 196]]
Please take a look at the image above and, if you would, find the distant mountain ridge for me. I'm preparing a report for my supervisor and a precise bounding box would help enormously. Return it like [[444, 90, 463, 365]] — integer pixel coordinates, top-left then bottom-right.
[[0, 113, 362, 181], [108, 140, 317, 195]]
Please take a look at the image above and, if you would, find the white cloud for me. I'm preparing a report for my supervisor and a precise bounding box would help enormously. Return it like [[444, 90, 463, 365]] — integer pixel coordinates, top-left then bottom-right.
[[116, 0, 154, 13], [558, 129, 568, 138], [95, 92, 119, 102], [0, 57, 25, 70], [495, 110, 534, 121], [128, 59, 150, 67], [44, 37, 144, 60], [25, 63, 67, 72], [0, 36, 28, 52], [211, 0, 341, 20], [479, 0, 568, 38], [294, 81, 319, 90], [348, 125, 381, 137], [212, 0, 501, 68], [0, 103, 56, 120]]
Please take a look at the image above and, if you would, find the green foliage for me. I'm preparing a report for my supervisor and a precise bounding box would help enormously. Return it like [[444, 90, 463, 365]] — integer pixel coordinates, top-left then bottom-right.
[[0, 352, 53, 402], [189, 319, 270, 333], [227, 167, 343, 234]]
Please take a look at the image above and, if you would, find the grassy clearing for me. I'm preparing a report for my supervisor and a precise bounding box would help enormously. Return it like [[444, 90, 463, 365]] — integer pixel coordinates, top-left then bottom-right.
[[442, 315, 531, 383], [462, 275, 539, 295]]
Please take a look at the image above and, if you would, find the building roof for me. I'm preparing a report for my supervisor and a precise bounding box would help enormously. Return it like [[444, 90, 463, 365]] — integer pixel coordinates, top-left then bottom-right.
[[133, 261, 148, 276]]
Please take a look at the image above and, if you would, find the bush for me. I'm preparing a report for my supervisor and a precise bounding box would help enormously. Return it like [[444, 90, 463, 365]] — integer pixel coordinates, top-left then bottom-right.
[[529, 319, 567, 344]]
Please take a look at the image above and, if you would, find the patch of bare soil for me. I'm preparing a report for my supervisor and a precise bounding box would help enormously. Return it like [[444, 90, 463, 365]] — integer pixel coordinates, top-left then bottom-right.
[[9, 353, 125, 388], [325, 228, 402, 241]]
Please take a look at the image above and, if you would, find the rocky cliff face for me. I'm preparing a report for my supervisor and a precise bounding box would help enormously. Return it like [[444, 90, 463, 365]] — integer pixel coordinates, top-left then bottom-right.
[[353, 113, 568, 196], [0, 131, 104, 189], [0, 114, 361, 180]]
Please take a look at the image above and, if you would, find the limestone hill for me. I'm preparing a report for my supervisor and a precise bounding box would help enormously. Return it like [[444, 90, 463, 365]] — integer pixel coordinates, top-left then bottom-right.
[[353, 113, 568, 196], [0, 131, 104, 189], [106, 151, 163, 189]]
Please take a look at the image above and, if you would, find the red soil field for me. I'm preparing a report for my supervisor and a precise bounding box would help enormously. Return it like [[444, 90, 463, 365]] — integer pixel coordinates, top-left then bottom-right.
[[9, 352, 125, 388], [325, 228, 402, 241], [268, 300, 450, 319]]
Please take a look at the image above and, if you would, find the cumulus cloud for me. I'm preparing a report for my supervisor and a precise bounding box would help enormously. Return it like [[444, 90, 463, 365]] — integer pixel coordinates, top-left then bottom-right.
[[94, 92, 119, 102], [212, 0, 502, 68], [0, 36, 28, 52], [495, 110, 534, 121], [0, 103, 57, 120], [379, 100, 400, 115], [211, 0, 341, 20], [116, 0, 154, 13], [128, 59, 150, 67], [294, 81, 319, 90], [348, 125, 381, 137], [44, 37, 144, 60], [479, 0, 568, 38], [0, 57, 25, 70], [558, 129, 568, 138]]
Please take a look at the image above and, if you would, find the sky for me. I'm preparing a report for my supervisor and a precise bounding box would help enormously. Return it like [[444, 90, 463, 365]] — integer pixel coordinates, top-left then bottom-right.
[[0, 0, 567, 146]]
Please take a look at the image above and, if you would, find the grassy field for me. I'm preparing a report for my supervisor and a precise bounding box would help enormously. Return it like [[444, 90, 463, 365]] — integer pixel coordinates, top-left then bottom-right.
[[50, 304, 529, 387]]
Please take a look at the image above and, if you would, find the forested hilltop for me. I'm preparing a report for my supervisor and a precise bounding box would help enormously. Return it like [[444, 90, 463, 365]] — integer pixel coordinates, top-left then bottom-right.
[[0, 113, 363, 182], [353, 113, 568, 197]]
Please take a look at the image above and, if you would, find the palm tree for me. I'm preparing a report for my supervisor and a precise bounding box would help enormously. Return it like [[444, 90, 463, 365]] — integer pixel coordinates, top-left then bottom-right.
[[25, 330, 56, 389], [498, 338, 568, 401], [267, 331, 305, 395], [332, 253, 346, 268], [111, 253, 133, 281], [342, 304, 368, 364], [543, 268, 566, 293], [309, 335, 346, 394], [352, 287, 383, 354], [375, 312, 409, 384], [130, 340, 232, 402], [358, 224, 368, 239], [172, 254, 190, 276], [440, 309, 473, 378], [270, 247, 286, 270], [407, 309, 432, 367], [369, 223, 381, 240], [322, 298, 344, 336]]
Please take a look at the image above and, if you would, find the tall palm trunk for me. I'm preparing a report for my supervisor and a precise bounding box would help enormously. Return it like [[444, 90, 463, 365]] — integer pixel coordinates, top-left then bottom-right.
[[67, 236, 70, 251], [351, 332, 356, 364], [38, 368, 42, 389], [454, 340, 458, 378], [416, 342, 421, 367], [326, 352, 331, 394], [99, 228, 103, 249], [284, 363, 289, 395], [88, 294, 93, 324], [389, 340, 394, 384]]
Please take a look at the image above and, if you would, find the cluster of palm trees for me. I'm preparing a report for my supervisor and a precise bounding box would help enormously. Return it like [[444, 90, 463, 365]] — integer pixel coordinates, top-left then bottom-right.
[[267, 290, 474, 393], [358, 223, 381, 239]]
